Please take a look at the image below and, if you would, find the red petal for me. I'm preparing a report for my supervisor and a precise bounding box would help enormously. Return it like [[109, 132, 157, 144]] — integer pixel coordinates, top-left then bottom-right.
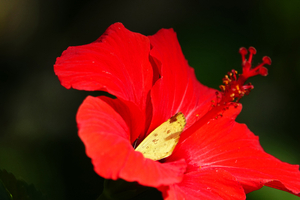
[[77, 96, 186, 187], [159, 168, 245, 200], [170, 106, 300, 196], [148, 28, 216, 134], [99, 96, 147, 143], [54, 23, 153, 110]]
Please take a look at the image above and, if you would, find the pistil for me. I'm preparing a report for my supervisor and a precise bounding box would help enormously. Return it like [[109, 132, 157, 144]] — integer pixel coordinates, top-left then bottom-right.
[[187, 47, 271, 135]]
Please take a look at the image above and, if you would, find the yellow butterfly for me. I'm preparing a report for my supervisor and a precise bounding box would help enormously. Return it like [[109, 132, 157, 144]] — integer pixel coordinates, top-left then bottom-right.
[[135, 112, 186, 161]]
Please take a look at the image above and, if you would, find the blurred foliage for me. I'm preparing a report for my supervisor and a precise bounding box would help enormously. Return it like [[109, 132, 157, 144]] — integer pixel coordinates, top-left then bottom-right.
[[0, 0, 300, 199], [97, 179, 162, 200], [0, 169, 45, 200]]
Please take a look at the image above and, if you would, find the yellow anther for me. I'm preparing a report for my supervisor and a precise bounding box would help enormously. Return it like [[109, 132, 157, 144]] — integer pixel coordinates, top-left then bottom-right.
[[219, 85, 225, 91]]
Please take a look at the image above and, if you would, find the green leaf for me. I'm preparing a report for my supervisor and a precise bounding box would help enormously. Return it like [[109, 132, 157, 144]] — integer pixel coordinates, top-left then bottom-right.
[[0, 169, 46, 200], [0, 179, 13, 200]]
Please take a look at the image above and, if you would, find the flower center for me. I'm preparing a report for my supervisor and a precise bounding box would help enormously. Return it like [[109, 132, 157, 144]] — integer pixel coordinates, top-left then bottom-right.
[[187, 47, 271, 133]]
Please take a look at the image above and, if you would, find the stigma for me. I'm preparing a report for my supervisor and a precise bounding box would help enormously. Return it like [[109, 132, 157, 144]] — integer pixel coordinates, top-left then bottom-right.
[[215, 47, 271, 108], [176, 47, 271, 139]]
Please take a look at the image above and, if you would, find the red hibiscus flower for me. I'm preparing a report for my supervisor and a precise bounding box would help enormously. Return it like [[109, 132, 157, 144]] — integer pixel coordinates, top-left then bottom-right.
[[54, 23, 300, 199]]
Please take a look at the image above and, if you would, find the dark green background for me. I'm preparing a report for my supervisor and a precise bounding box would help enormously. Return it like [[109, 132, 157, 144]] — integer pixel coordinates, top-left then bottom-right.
[[1, 0, 299, 199]]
